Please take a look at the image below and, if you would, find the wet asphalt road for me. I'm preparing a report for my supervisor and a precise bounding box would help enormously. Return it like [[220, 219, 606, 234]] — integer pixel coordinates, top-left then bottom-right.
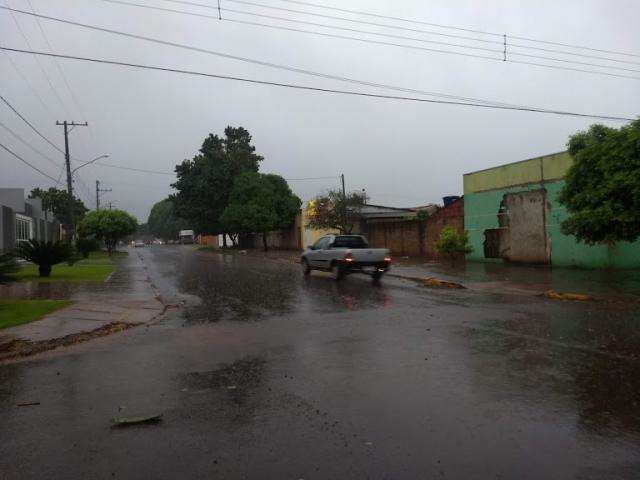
[[2, 245, 640, 479]]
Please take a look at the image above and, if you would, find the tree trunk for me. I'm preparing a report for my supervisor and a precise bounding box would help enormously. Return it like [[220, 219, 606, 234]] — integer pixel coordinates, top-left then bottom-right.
[[262, 232, 268, 251], [39, 264, 52, 277], [222, 234, 227, 248]]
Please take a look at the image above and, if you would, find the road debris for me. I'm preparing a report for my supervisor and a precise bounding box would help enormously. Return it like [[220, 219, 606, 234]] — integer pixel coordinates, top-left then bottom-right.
[[543, 290, 593, 301], [421, 277, 465, 289], [16, 401, 40, 407], [112, 413, 163, 427]]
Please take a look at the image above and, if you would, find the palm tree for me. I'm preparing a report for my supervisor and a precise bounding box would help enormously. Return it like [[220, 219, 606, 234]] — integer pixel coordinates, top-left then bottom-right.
[[15, 240, 72, 277]]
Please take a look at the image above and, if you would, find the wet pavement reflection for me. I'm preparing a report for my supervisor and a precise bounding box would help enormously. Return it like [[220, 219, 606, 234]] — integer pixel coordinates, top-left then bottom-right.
[[1, 245, 640, 479]]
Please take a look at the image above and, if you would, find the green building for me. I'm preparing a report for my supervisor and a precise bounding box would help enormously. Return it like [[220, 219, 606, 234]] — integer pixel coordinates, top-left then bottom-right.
[[463, 151, 640, 268]]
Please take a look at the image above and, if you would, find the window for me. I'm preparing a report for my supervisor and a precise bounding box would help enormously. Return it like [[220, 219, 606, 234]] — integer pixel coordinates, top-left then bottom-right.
[[313, 237, 331, 250], [332, 236, 369, 248], [15, 215, 33, 243]]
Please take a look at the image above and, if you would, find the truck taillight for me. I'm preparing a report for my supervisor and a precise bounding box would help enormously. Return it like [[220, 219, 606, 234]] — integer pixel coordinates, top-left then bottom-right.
[[384, 256, 392, 263], [344, 253, 354, 262]]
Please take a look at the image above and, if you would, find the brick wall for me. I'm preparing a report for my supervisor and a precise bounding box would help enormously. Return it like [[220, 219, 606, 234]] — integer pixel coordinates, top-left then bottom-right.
[[365, 219, 423, 256], [424, 198, 464, 259]]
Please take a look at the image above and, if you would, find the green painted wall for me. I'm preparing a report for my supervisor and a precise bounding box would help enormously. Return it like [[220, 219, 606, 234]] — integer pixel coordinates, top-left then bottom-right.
[[464, 153, 640, 269]]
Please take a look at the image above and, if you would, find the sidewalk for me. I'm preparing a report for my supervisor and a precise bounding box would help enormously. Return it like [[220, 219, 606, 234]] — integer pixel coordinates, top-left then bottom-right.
[[0, 249, 164, 359], [211, 248, 640, 301]]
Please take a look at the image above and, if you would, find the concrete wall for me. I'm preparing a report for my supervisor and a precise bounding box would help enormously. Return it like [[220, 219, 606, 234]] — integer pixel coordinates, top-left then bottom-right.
[[464, 152, 640, 268]]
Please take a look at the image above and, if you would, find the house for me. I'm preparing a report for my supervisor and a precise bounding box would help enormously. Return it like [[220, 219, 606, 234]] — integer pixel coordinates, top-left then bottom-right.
[[463, 151, 640, 268], [0, 188, 60, 252]]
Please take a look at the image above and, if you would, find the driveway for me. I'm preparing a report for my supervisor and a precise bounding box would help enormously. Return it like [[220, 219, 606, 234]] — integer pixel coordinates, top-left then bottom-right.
[[1, 245, 639, 479]]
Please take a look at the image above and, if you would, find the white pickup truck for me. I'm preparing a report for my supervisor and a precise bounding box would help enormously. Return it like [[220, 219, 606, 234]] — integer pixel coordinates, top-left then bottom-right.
[[301, 234, 391, 281]]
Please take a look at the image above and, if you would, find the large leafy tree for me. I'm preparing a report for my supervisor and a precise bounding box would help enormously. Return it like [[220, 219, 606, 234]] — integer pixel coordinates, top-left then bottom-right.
[[29, 187, 88, 225], [146, 199, 187, 241], [559, 120, 640, 245], [220, 172, 301, 250], [306, 189, 366, 234], [170, 127, 263, 245], [78, 210, 138, 254]]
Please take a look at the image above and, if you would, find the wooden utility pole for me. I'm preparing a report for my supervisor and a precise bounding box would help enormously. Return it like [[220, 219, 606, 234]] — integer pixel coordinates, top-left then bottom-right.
[[95, 180, 111, 211], [56, 120, 88, 238]]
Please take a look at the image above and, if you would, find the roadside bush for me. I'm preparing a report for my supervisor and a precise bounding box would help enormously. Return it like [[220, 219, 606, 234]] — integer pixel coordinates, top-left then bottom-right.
[[75, 237, 99, 259], [15, 240, 73, 277], [0, 252, 19, 278], [435, 227, 473, 265]]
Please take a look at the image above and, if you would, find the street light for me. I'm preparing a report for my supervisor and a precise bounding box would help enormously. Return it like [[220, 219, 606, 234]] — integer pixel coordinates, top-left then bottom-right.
[[71, 154, 110, 175]]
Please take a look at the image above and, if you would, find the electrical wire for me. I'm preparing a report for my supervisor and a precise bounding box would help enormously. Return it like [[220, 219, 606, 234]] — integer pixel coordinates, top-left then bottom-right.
[[0, 50, 57, 117], [6, 4, 637, 116], [5, 0, 72, 118], [0, 119, 62, 167], [0, 140, 59, 182], [93, 1, 640, 79], [267, 0, 640, 59], [0, 45, 634, 122], [0, 92, 66, 154], [163, 0, 640, 66], [25, 0, 90, 123]]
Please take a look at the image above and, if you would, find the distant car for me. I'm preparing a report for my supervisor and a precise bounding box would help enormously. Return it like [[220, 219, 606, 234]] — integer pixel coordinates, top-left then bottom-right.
[[134, 240, 145, 248], [301, 234, 391, 281]]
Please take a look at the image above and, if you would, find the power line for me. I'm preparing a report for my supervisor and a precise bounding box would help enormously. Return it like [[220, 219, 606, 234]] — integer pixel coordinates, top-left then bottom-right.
[[0, 140, 59, 182], [5, 1, 72, 118], [6, 5, 636, 117], [217, 6, 640, 74], [25, 0, 90, 123], [8, 4, 524, 109], [198, 0, 640, 66], [0, 92, 66, 154], [0, 50, 58, 117], [94, 1, 640, 79], [0, 45, 634, 122], [269, 0, 640, 59], [0, 119, 62, 168], [92, 161, 175, 175]]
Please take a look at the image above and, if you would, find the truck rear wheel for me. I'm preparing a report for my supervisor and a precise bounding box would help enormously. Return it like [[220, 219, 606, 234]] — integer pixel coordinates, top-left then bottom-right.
[[330, 263, 344, 281]]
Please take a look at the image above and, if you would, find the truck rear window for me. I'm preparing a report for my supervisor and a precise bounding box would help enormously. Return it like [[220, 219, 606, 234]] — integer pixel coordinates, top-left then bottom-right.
[[332, 236, 369, 248]]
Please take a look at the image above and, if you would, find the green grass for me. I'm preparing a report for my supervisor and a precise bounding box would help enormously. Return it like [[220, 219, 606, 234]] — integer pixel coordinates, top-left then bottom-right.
[[8, 250, 124, 283], [0, 299, 72, 330]]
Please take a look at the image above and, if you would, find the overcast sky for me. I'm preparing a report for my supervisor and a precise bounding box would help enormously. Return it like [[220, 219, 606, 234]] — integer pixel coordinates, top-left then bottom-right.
[[1, 0, 639, 221]]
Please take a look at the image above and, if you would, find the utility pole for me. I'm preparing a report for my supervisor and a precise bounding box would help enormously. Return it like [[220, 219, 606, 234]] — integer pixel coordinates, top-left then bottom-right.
[[56, 120, 88, 239], [341, 173, 346, 233], [95, 180, 112, 211]]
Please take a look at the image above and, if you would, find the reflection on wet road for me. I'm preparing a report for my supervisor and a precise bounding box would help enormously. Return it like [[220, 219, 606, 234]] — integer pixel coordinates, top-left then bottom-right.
[[1, 245, 640, 479]]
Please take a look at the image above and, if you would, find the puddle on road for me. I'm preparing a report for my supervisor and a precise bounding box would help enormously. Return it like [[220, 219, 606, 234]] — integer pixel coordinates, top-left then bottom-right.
[[463, 305, 640, 438], [178, 252, 396, 323]]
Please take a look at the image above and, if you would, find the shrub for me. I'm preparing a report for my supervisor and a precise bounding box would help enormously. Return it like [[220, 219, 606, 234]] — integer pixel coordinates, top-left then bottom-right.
[[0, 252, 19, 278], [435, 227, 473, 265], [75, 237, 99, 259], [15, 240, 73, 277]]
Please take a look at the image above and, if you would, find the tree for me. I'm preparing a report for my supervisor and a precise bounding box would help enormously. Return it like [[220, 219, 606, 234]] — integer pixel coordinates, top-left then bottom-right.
[[29, 187, 88, 225], [78, 210, 138, 255], [146, 199, 188, 241], [435, 227, 473, 265], [306, 189, 366, 234], [170, 127, 263, 245], [15, 239, 72, 277], [220, 172, 301, 250], [558, 120, 640, 245]]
